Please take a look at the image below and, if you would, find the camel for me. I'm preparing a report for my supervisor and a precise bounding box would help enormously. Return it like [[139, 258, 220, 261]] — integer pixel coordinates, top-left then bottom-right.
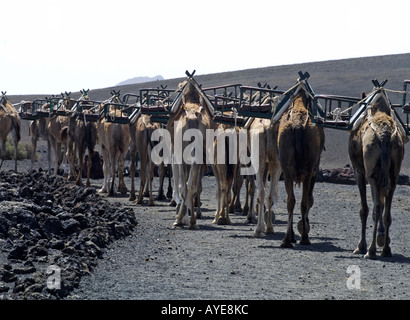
[[29, 116, 51, 173], [28, 95, 66, 173], [132, 114, 161, 205], [46, 99, 73, 178], [61, 90, 98, 187], [0, 92, 21, 172], [211, 124, 239, 225], [348, 88, 406, 259], [97, 92, 131, 196], [249, 117, 282, 237], [272, 81, 325, 247], [168, 78, 217, 229]]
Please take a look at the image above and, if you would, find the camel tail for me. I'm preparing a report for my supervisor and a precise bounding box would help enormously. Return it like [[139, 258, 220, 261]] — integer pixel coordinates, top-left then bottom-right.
[[294, 124, 304, 182], [86, 122, 97, 153], [11, 117, 21, 142], [60, 126, 69, 142], [380, 133, 391, 195], [225, 136, 235, 181]]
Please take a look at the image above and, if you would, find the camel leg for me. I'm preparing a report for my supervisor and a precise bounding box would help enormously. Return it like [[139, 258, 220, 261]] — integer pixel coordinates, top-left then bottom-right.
[[353, 169, 369, 255], [170, 157, 181, 207], [381, 184, 395, 257], [129, 148, 137, 201], [281, 177, 296, 248], [75, 145, 85, 186], [266, 168, 280, 234], [118, 154, 128, 194], [86, 150, 93, 187], [147, 162, 155, 206], [31, 136, 38, 173], [166, 164, 173, 199], [0, 138, 5, 171], [186, 163, 200, 230], [109, 151, 118, 197], [156, 163, 166, 200], [212, 165, 222, 224], [195, 166, 204, 219], [246, 176, 257, 223], [299, 174, 314, 245], [254, 169, 266, 237], [98, 146, 110, 194], [365, 181, 382, 259], [242, 176, 250, 216]]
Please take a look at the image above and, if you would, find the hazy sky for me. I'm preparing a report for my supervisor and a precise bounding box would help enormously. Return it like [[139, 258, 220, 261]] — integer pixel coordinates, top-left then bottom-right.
[[1, 0, 409, 94]]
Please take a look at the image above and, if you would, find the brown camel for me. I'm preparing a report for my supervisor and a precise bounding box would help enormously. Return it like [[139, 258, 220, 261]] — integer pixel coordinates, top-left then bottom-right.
[[273, 82, 325, 247], [29, 117, 51, 173], [0, 93, 21, 172], [349, 88, 406, 259], [97, 93, 130, 196], [62, 91, 98, 187]]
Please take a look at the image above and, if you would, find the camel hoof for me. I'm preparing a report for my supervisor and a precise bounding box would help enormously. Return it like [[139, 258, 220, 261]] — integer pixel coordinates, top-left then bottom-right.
[[156, 193, 166, 201], [381, 248, 392, 257], [280, 241, 293, 248], [253, 230, 263, 238], [297, 219, 310, 235], [189, 223, 199, 230], [217, 217, 231, 225], [129, 194, 136, 201], [364, 252, 377, 260], [300, 237, 311, 245], [353, 247, 366, 255], [266, 226, 274, 234]]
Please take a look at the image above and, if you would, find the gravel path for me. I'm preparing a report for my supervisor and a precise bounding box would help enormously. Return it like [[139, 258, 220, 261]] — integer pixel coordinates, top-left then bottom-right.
[[67, 175, 409, 300]]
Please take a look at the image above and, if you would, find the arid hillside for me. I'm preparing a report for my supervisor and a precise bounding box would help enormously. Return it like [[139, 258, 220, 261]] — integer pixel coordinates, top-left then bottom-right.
[[8, 53, 410, 174]]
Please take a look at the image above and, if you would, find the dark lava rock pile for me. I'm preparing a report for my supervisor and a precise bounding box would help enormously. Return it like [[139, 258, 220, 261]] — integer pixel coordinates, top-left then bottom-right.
[[0, 170, 137, 299]]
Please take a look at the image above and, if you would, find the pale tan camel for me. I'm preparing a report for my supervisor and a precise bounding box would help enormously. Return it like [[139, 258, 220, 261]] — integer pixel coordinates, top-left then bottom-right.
[[349, 89, 406, 259], [169, 79, 217, 229], [248, 118, 282, 237], [212, 124, 238, 225], [273, 87, 325, 247], [0, 93, 21, 172], [133, 114, 160, 205], [97, 94, 130, 196]]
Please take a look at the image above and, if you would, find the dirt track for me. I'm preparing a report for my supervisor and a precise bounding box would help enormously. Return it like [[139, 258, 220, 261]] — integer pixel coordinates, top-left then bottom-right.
[[67, 174, 409, 300], [0, 155, 409, 300]]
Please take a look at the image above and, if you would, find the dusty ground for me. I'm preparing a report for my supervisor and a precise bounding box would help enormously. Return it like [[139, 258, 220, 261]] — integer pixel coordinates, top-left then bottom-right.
[[66, 176, 409, 300], [1, 148, 409, 301]]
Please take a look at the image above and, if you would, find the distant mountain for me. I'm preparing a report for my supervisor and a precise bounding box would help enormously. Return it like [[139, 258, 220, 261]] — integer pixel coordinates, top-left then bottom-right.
[[116, 75, 164, 86]]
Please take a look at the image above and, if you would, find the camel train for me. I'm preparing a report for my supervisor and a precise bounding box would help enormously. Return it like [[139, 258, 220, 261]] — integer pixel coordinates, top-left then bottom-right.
[[3, 72, 408, 259]]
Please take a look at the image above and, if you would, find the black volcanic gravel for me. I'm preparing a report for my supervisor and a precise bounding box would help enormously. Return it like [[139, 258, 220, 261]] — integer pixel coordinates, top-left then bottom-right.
[[0, 170, 137, 299]]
